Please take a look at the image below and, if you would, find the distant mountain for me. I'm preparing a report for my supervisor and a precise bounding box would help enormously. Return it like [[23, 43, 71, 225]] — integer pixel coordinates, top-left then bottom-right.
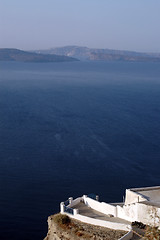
[[0, 48, 78, 62], [34, 46, 160, 62]]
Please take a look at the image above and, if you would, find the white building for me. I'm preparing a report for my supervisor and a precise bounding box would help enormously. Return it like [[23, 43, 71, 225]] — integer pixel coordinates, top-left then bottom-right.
[[118, 186, 160, 226], [60, 186, 160, 239]]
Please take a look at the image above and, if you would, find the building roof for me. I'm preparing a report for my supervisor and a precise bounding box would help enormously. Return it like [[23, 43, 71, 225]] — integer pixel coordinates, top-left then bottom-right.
[[130, 186, 160, 204]]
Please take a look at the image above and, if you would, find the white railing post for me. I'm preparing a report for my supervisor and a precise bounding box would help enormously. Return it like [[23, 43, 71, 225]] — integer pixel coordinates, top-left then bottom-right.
[[83, 195, 87, 204], [69, 197, 73, 204], [73, 209, 79, 215], [60, 202, 65, 213], [96, 195, 99, 201]]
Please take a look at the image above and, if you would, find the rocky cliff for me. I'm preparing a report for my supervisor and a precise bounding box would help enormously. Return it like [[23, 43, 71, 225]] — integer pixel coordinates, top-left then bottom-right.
[[44, 214, 127, 240]]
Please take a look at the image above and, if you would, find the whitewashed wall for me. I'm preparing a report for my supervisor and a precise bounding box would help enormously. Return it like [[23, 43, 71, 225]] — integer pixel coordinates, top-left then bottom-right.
[[117, 202, 160, 227], [83, 195, 117, 216], [65, 212, 131, 231], [136, 203, 160, 226], [125, 189, 147, 205], [117, 204, 138, 222]]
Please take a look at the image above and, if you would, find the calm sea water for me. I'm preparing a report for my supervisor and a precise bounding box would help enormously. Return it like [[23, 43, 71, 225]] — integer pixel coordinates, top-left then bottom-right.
[[0, 61, 160, 240]]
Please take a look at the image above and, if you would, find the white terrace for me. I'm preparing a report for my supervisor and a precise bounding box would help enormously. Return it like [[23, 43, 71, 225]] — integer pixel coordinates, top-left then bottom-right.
[[60, 186, 160, 240]]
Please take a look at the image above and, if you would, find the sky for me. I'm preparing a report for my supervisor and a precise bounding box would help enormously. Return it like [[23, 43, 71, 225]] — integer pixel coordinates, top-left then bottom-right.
[[0, 0, 160, 52]]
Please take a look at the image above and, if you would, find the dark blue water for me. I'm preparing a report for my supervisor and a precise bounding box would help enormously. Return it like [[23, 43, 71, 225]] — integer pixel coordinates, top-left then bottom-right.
[[0, 61, 160, 240]]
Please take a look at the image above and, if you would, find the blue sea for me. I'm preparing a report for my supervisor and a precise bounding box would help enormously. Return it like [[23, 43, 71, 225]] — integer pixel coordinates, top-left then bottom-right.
[[0, 61, 160, 240]]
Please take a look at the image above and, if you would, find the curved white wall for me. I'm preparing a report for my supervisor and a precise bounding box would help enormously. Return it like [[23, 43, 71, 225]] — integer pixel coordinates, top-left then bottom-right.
[[83, 195, 117, 216]]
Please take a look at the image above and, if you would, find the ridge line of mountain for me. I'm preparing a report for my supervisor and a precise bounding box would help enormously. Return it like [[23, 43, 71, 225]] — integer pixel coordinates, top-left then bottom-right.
[[34, 45, 160, 62], [1, 46, 160, 62], [0, 48, 78, 62]]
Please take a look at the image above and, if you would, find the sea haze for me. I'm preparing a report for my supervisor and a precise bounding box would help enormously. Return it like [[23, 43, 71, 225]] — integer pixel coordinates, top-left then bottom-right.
[[0, 61, 160, 240]]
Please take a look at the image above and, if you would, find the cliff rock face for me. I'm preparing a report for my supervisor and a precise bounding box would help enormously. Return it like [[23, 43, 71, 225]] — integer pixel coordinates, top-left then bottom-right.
[[44, 216, 72, 240], [44, 214, 127, 240]]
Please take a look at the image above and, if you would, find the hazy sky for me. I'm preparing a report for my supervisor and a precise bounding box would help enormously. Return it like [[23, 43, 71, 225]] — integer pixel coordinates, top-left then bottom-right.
[[0, 0, 160, 52]]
